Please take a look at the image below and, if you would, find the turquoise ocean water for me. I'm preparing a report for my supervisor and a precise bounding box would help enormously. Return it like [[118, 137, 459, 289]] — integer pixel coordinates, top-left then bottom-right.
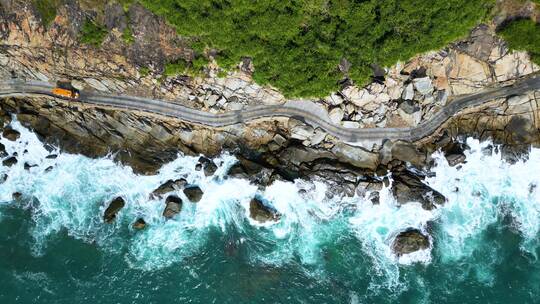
[[1, 119, 539, 303]]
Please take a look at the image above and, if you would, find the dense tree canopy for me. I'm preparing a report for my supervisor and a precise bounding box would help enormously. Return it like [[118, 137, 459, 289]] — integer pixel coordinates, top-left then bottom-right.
[[140, 0, 494, 97]]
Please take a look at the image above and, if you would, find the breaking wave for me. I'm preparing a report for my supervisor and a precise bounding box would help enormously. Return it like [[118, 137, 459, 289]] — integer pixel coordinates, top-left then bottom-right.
[[1, 119, 540, 292]]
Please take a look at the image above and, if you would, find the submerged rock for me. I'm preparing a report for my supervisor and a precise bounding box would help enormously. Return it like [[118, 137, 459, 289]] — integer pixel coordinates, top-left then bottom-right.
[[183, 186, 203, 202], [12, 192, 22, 200], [151, 178, 187, 199], [2, 127, 20, 141], [392, 229, 430, 256], [24, 162, 38, 170], [249, 198, 280, 223], [132, 218, 147, 230], [2, 156, 17, 167], [391, 171, 446, 210], [103, 197, 126, 223], [163, 195, 182, 219]]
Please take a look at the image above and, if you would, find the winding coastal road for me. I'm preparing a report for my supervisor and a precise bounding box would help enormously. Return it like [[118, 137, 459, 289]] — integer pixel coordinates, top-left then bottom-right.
[[1, 76, 539, 143]]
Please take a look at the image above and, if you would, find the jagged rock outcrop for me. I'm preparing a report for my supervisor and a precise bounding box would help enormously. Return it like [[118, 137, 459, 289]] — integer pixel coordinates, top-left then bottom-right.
[[0, 0, 539, 202], [151, 178, 187, 199], [391, 171, 446, 210]]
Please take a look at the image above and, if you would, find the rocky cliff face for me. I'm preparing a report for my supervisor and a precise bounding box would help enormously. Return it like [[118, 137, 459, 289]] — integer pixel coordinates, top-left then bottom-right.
[[0, 0, 539, 199]]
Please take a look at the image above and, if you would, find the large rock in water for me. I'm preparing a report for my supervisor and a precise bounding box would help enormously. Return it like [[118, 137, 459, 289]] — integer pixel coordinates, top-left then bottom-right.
[[132, 218, 147, 230], [151, 178, 187, 199], [103, 197, 126, 223], [183, 186, 203, 202], [391, 171, 446, 210], [392, 229, 430, 256], [2, 156, 17, 167], [163, 195, 182, 219], [2, 127, 20, 141], [249, 198, 280, 223]]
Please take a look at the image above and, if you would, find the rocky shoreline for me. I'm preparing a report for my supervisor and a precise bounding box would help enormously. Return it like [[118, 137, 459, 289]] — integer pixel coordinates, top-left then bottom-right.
[[1, 0, 540, 256]]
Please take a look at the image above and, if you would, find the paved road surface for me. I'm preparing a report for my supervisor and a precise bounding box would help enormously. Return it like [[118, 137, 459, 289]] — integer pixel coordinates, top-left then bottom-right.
[[1, 76, 539, 143]]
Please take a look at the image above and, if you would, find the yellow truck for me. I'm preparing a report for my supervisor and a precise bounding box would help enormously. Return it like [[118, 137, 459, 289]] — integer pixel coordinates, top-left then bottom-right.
[[51, 81, 80, 99]]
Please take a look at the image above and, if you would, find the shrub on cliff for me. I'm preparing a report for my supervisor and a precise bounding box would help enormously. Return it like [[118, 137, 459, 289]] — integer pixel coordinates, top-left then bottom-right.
[[140, 0, 494, 97], [80, 19, 108, 47], [33, 0, 62, 26], [498, 19, 540, 66]]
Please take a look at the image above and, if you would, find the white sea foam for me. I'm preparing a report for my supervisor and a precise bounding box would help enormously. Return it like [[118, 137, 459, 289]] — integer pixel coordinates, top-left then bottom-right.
[[2, 119, 540, 289], [349, 181, 434, 290]]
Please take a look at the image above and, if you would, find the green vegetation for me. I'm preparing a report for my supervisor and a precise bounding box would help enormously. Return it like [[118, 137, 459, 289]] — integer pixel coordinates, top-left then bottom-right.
[[139, 66, 150, 77], [122, 26, 135, 44], [140, 0, 494, 97], [164, 55, 208, 77], [33, 0, 62, 26], [217, 70, 227, 78], [164, 59, 188, 76], [80, 19, 108, 47], [117, 0, 135, 11], [498, 19, 540, 65]]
